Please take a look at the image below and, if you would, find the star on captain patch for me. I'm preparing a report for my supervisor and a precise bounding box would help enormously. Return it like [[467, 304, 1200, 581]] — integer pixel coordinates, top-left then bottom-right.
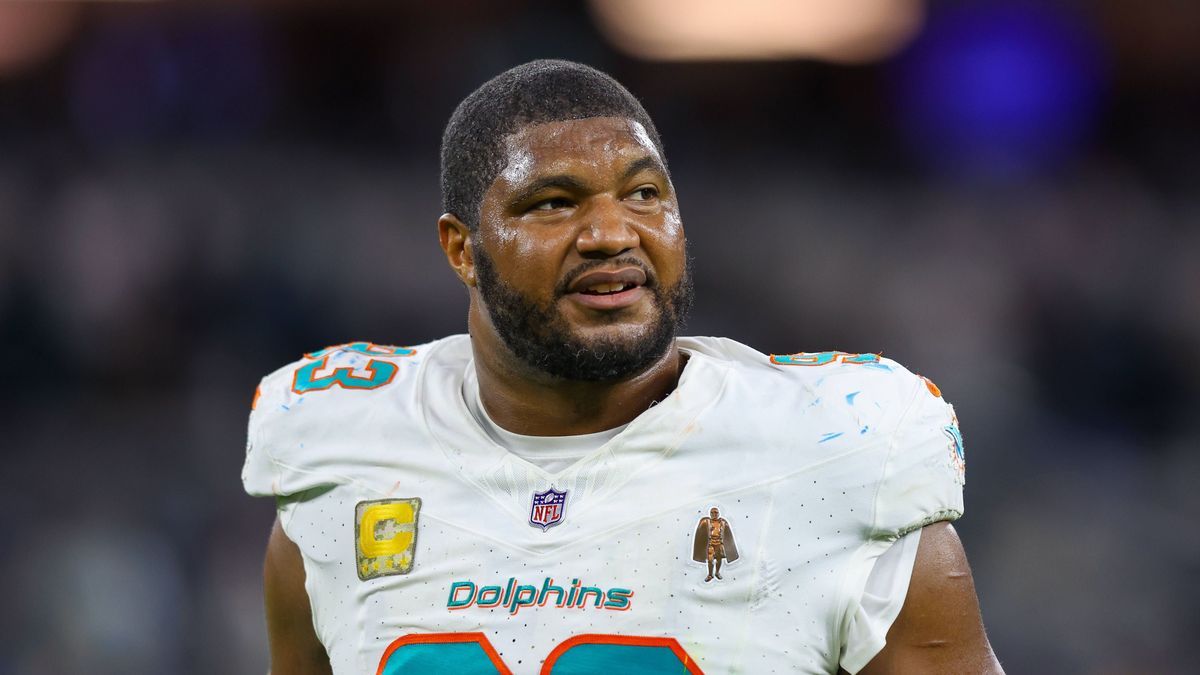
[[529, 487, 567, 531], [355, 498, 421, 580]]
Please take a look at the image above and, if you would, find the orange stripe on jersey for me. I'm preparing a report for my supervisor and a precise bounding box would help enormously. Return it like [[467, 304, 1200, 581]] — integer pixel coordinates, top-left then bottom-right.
[[921, 375, 942, 398]]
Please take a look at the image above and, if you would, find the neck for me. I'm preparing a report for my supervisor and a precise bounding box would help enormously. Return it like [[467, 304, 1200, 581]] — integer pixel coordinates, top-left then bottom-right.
[[468, 310, 684, 437]]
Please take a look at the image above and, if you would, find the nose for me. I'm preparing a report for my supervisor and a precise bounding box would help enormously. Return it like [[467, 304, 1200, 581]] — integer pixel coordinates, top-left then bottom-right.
[[575, 196, 639, 257]]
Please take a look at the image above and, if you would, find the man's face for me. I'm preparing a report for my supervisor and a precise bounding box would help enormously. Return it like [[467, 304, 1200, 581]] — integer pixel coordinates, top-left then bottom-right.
[[473, 116, 692, 381], [710, 508, 719, 519]]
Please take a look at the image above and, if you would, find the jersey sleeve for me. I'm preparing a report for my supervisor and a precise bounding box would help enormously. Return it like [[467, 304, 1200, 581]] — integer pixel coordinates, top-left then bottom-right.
[[242, 376, 284, 498], [242, 358, 349, 498], [839, 528, 923, 673], [873, 370, 965, 539], [838, 369, 965, 672], [242, 342, 427, 499]]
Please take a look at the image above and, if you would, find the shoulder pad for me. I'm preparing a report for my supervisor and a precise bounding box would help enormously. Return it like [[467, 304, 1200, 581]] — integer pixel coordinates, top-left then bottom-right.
[[769, 349, 964, 536], [242, 341, 422, 497]]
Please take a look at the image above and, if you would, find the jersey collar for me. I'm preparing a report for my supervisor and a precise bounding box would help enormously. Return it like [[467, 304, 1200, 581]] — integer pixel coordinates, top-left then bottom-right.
[[417, 335, 730, 523]]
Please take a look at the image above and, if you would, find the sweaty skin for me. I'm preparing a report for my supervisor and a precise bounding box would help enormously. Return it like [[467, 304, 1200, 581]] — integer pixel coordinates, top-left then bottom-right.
[[438, 117, 687, 436], [262, 115, 1003, 675]]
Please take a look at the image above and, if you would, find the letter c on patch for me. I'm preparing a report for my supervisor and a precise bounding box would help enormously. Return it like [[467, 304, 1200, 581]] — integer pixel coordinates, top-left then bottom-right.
[[359, 502, 416, 558]]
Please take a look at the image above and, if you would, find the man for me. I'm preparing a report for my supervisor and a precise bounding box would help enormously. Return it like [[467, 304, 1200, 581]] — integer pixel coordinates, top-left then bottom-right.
[[245, 60, 1003, 674], [693, 507, 739, 582]]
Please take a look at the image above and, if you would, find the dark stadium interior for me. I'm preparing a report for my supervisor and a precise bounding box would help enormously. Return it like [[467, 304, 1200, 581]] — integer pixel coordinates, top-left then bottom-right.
[[1, 1, 1197, 673]]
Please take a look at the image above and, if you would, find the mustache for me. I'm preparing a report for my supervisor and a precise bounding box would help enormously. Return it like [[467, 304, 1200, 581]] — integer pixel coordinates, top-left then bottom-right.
[[554, 257, 658, 297]]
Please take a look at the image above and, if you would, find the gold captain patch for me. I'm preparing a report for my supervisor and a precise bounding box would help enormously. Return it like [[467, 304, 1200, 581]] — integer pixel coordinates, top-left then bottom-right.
[[355, 498, 421, 580]]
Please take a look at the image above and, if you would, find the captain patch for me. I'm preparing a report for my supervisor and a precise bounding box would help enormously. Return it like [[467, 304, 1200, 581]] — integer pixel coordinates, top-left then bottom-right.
[[355, 498, 421, 580]]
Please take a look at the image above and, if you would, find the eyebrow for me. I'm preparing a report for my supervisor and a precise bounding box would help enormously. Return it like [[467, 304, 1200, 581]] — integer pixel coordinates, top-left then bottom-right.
[[619, 155, 668, 183], [506, 155, 669, 209], [507, 175, 590, 209]]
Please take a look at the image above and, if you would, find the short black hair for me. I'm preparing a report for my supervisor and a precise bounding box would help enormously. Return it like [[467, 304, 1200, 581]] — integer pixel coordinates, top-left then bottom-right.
[[440, 59, 666, 231]]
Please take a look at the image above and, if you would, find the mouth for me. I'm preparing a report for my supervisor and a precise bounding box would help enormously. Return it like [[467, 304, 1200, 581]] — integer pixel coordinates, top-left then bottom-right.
[[564, 267, 649, 311]]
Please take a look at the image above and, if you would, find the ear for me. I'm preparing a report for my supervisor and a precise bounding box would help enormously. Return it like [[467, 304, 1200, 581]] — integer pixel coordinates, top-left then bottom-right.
[[438, 212, 476, 287]]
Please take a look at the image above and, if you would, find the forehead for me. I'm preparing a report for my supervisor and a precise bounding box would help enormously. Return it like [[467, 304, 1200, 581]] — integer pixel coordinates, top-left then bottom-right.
[[498, 116, 661, 184]]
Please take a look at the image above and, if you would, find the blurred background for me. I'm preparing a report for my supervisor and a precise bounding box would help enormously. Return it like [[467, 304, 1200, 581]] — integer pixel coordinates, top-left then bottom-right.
[[1, 1, 1197, 673]]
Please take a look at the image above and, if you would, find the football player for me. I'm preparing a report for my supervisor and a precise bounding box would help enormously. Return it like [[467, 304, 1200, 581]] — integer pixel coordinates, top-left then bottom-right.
[[246, 60, 1003, 674]]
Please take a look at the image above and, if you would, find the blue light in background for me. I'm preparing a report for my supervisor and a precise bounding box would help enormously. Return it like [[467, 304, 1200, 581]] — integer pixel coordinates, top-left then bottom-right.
[[889, 2, 1107, 177]]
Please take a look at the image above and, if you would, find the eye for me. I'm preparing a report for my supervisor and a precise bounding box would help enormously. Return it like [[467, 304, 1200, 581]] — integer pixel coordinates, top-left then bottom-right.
[[628, 186, 659, 201], [530, 197, 571, 212]]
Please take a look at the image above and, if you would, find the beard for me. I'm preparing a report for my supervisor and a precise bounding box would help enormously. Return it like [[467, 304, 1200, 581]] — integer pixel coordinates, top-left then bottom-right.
[[473, 247, 694, 382]]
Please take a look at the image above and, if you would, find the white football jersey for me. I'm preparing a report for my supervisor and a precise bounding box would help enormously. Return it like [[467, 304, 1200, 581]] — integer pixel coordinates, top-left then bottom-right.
[[243, 335, 965, 674]]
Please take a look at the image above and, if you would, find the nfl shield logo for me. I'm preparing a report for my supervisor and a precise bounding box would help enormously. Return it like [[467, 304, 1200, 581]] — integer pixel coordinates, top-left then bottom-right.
[[529, 487, 568, 531]]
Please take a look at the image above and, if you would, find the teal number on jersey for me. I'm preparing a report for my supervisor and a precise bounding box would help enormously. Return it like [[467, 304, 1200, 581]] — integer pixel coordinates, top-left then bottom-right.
[[377, 633, 509, 675], [292, 342, 415, 394], [770, 351, 880, 366], [376, 633, 702, 675], [293, 359, 397, 393], [544, 635, 702, 674], [307, 342, 416, 360]]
